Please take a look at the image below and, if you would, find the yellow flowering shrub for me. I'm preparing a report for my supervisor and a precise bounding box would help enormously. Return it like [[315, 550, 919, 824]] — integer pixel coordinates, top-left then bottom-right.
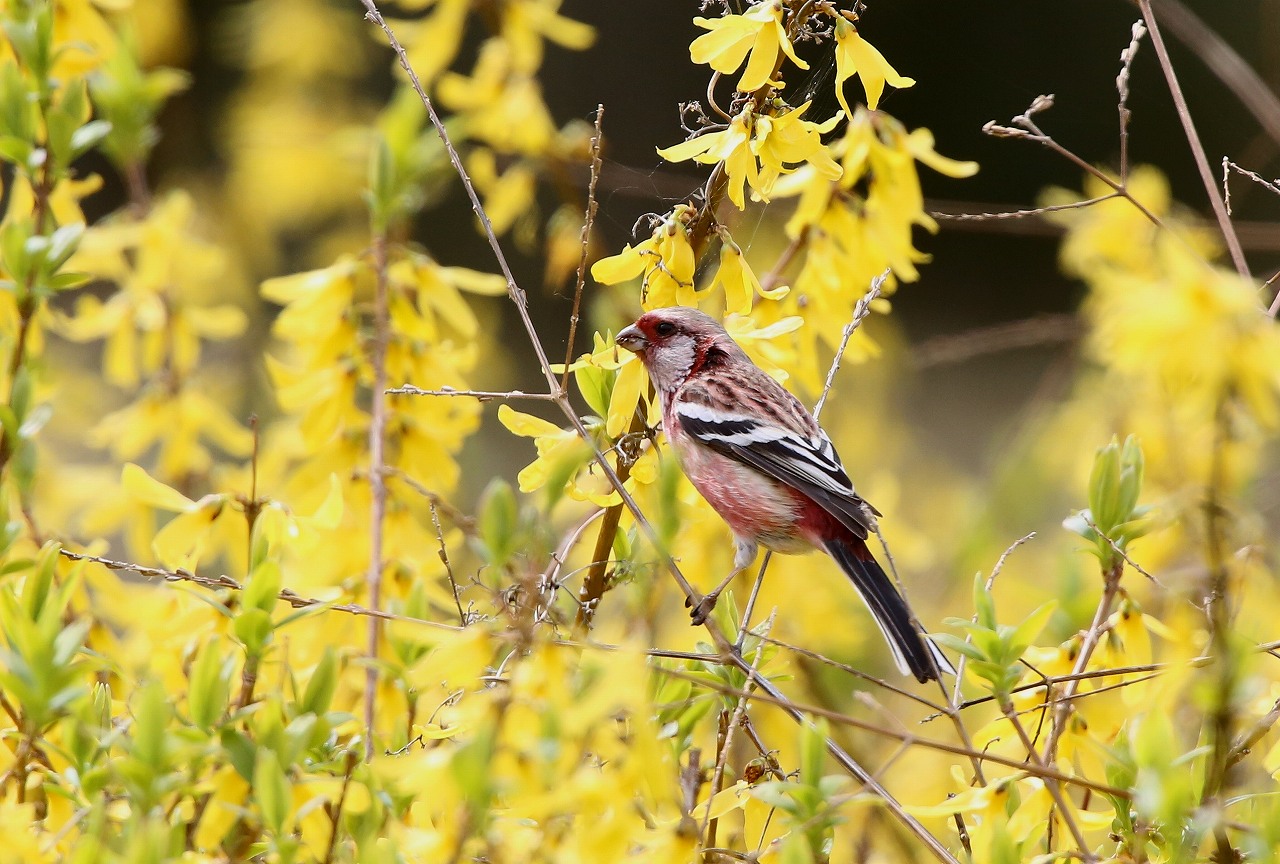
[[0, 1, 1278, 863]]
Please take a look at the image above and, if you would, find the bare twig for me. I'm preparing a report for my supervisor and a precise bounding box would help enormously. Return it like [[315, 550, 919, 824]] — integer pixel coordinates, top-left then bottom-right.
[[430, 501, 467, 626], [758, 634, 947, 713], [999, 700, 1096, 860], [703, 612, 775, 852], [59, 549, 464, 630], [1136, 0, 1250, 279], [931, 194, 1119, 223], [1083, 514, 1164, 587], [1222, 158, 1280, 217], [813, 271, 886, 418], [984, 95, 1171, 235], [758, 227, 807, 294], [364, 232, 390, 761], [561, 105, 604, 391], [1042, 559, 1124, 763], [657, 666, 1130, 800], [1116, 21, 1146, 183], [386, 385, 558, 402]]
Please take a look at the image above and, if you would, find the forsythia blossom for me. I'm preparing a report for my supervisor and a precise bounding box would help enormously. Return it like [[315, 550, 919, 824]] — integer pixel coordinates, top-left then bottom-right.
[[657, 101, 841, 209], [689, 0, 807, 93]]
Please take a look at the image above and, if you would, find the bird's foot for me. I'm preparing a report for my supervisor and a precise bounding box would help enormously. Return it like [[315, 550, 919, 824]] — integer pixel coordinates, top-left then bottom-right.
[[687, 591, 720, 626]]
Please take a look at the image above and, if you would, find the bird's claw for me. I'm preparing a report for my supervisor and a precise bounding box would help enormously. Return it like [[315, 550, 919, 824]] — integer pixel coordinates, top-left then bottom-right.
[[688, 592, 719, 626]]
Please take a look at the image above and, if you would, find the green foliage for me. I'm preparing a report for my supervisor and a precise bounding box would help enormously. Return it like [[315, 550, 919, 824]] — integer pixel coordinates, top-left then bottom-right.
[[1064, 435, 1153, 565], [935, 574, 1056, 698]]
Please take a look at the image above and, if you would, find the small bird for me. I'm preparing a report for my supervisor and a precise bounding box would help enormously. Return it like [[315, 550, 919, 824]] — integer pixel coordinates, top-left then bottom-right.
[[616, 307, 952, 682]]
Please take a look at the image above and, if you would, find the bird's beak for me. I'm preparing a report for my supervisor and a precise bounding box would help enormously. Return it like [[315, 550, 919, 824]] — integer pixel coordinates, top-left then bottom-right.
[[616, 324, 647, 353]]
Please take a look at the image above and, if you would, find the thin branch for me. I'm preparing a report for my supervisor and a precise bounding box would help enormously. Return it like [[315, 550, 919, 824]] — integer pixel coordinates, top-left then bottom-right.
[[561, 104, 604, 391], [1083, 514, 1164, 587], [931, 194, 1119, 223], [1222, 158, 1280, 216], [702, 612, 775, 852], [813, 271, 886, 418], [1042, 559, 1124, 763], [758, 227, 807, 294], [656, 666, 1130, 800], [758, 634, 947, 713], [1116, 20, 1146, 183], [59, 549, 464, 631], [430, 501, 467, 627], [1136, 0, 1251, 279], [386, 385, 557, 402], [999, 700, 1096, 861], [364, 232, 390, 761], [358, 0, 563, 395]]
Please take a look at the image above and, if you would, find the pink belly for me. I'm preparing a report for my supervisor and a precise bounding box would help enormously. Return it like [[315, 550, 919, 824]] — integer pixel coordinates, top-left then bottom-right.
[[678, 440, 813, 554]]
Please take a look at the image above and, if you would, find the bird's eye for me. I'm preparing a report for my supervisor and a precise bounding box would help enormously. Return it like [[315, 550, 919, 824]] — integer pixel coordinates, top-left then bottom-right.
[[654, 321, 676, 337]]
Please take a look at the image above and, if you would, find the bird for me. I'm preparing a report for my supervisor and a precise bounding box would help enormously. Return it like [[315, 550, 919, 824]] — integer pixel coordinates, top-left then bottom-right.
[[615, 306, 953, 683]]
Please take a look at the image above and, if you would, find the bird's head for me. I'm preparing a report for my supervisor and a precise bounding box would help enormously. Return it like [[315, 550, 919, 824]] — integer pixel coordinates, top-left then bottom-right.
[[616, 308, 743, 394]]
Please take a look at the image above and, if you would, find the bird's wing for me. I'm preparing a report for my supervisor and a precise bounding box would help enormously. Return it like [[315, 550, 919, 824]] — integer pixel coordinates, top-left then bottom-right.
[[672, 393, 876, 540]]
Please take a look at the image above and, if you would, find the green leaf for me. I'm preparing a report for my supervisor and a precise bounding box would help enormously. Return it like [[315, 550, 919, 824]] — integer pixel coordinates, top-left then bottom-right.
[[188, 639, 232, 731], [233, 608, 274, 655], [1088, 436, 1121, 532], [574, 363, 613, 418], [44, 221, 84, 271], [131, 679, 171, 771], [1008, 600, 1058, 657], [972, 572, 996, 630], [300, 648, 338, 716], [242, 560, 283, 614], [477, 478, 518, 567], [799, 718, 827, 788], [254, 750, 292, 835]]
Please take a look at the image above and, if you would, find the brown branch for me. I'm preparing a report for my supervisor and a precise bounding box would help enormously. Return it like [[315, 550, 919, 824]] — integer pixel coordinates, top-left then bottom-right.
[[561, 105, 604, 391], [1042, 559, 1124, 763], [58, 549, 464, 631], [386, 385, 558, 402], [1136, 0, 1251, 279], [656, 666, 1130, 800]]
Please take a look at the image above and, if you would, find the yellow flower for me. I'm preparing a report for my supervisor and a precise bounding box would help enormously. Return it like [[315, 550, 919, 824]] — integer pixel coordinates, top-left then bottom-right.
[[689, 1, 807, 93], [591, 205, 696, 308], [658, 102, 840, 209], [706, 233, 788, 315], [500, 0, 595, 73], [497, 404, 593, 497], [750, 101, 842, 194], [833, 17, 915, 113], [1041, 166, 1218, 279], [437, 40, 557, 156]]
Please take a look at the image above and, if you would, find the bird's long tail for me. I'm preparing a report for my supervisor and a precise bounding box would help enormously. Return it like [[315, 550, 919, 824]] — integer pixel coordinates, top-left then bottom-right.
[[824, 538, 954, 683]]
